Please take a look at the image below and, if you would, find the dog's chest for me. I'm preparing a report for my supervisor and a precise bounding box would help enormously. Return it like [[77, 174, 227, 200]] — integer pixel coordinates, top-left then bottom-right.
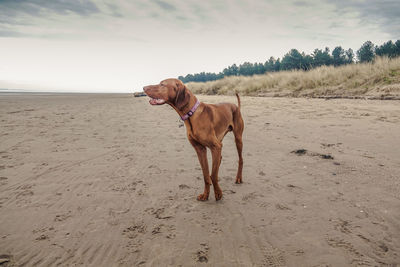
[[187, 127, 210, 145]]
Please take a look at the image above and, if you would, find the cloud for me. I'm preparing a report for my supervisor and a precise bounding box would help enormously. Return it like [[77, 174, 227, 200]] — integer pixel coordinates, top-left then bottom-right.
[[104, 3, 124, 17], [0, 29, 27, 37], [293, 1, 313, 7], [0, 0, 397, 45], [0, 0, 101, 37], [151, 0, 176, 11], [0, 0, 100, 18], [328, 0, 400, 38]]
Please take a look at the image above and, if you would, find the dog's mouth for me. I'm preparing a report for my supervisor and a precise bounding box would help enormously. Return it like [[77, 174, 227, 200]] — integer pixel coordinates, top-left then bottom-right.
[[148, 97, 166, 105]]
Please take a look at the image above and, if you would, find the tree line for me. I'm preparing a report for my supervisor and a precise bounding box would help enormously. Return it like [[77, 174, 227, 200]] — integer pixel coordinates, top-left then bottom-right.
[[178, 40, 400, 83]]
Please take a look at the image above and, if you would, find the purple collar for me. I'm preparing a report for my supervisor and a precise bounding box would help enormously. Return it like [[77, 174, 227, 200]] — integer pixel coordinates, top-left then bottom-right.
[[181, 100, 200, 121]]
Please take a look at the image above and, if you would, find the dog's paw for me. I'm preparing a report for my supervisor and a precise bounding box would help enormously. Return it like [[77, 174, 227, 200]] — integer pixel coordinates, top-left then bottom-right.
[[235, 177, 243, 184], [214, 189, 223, 201], [197, 193, 209, 201]]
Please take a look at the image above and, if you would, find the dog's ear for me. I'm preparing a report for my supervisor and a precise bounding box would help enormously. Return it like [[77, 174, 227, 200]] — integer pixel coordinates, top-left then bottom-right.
[[174, 83, 190, 110]]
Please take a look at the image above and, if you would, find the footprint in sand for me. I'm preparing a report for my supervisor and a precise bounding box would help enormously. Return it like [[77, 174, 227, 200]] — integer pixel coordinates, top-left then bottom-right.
[[333, 218, 352, 234], [122, 222, 147, 239], [326, 236, 363, 258], [201, 213, 211, 220], [0, 176, 8, 185], [54, 211, 72, 222], [242, 192, 262, 202], [210, 222, 222, 233], [147, 164, 162, 174], [151, 224, 176, 239], [1, 154, 11, 159], [151, 224, 163, 235], [262, 247, 285, 267], [321, 142, 342, 149], [286, 184, 302, 193], [195, 243, 209, 263], [328, 192, 344, 202], [15, 185, 34, 201], [326, 237, 374, 265], [145, 207, 174, 220], [178, 184, 190, 189], [275, 203, 291, 211], [35, 234, 49, 241], [355, 232, 390, 257]]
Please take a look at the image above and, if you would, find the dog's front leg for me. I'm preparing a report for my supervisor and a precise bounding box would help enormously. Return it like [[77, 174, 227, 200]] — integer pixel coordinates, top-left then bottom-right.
[[190, 139, 211, 201]]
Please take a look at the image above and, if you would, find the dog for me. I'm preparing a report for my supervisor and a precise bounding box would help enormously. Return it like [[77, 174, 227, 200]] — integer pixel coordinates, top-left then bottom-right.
[[143, 78, 244, 201]]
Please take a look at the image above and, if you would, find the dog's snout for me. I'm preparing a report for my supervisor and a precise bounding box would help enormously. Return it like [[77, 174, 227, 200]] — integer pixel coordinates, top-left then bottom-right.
[[143, 85, 157, 94]]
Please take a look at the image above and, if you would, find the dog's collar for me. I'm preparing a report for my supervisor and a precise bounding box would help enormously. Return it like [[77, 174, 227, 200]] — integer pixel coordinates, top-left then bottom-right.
[[181, 100, 200, 121]]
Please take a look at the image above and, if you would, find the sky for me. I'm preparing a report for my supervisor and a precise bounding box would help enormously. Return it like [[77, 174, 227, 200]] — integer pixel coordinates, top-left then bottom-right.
[[0, 0, 399, 93]]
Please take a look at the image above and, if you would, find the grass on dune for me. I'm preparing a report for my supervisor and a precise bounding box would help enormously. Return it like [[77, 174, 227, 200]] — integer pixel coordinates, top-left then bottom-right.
[[187, 57, 400, 98]]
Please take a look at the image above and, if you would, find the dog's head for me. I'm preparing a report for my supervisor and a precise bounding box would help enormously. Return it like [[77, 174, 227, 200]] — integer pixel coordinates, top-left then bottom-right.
[[143, 78, 190, 110]]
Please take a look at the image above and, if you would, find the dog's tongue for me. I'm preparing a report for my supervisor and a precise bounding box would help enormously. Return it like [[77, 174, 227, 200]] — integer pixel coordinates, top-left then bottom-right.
[[149, 98, 165, 105]]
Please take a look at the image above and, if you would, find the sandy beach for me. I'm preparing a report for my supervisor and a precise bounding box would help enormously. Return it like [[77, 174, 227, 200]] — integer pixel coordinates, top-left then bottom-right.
[[0, 93, 399, 266]]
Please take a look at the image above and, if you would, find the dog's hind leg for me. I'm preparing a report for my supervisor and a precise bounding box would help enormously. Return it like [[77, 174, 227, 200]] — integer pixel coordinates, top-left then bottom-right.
[[210, 140, 223, 201], [233, 111, 244, 184]]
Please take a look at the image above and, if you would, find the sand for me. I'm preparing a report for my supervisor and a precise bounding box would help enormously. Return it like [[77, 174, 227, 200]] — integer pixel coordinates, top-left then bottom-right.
[[0, 93, 399, 266]]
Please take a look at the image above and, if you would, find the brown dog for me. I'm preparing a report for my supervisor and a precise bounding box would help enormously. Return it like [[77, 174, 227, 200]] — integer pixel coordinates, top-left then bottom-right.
[[143, 78, 244, 201]]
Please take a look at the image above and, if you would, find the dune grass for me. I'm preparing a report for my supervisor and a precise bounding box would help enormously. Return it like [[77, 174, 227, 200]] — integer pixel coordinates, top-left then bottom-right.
[[187, 57, 400, 98]]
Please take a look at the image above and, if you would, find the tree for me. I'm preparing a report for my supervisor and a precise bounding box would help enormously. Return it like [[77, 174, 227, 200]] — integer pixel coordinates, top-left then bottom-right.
[[281, 49, 304, 70], [332, 46, 346, 66], [357, 41, 375, 62], [254, 63, 266, 74], [345, 48, 354, 64], [302, 54, 313, 70], [312, 47, 332, 67], [179, 39, 399, 83], [395, 40, 400, 57], [264, 57, 276, 72], [375, 40, 397, 58], [223, 64, 239, 76], [274, 58, 281, 71], [239, 62, 255, 76]]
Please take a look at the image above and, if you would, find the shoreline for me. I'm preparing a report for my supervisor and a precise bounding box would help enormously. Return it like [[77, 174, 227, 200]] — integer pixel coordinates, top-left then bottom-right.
[[2, 91, 400, 101]]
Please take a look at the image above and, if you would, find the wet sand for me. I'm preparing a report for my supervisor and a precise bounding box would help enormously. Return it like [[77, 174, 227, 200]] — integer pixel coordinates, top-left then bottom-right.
[[0, 94, 399, 266]]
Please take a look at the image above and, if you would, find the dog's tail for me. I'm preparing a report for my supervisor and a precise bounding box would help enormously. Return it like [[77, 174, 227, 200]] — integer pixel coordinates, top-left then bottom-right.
[[235, 93, 241, 109]]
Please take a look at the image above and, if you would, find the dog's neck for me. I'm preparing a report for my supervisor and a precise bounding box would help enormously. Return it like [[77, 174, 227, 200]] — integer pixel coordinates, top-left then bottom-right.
[[173, 93, 200, 120]]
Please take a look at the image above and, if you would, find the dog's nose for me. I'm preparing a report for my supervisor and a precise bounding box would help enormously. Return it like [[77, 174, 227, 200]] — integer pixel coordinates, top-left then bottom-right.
[[143, 86, 148, 92]]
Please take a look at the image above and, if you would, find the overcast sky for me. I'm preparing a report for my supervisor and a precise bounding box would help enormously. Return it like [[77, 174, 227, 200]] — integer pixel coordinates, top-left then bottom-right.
[[0, 0, 399, 92]]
